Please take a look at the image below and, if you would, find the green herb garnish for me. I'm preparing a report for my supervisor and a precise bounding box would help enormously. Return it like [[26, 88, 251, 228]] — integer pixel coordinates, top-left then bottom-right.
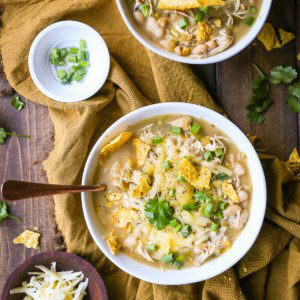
[[181, 224, 192, 238], [177, 17, 190, 29], [168, 189, 175, 198], [144, 198, 173, 230], [146, 244, 158, 252], [151, 136, 163, 145], [183, 202, 200, 211], [139, 4, 150, 17], [287, 82, 300, 112], [215, 173, 230, 180], [162, 160, 172, 170], [172, 126, 182, 135], [244, 16, 255, 26], [210, 222, 219, 231], [194, 191, 212, 203], [204, 150, 213, 162], [0, 201, 21, 222], [203, 202, 214, 218], [190, 122, 201, 134], [11, 96, 25, 111], [169, 219, 182, 233], [215, 148, 224, 158], [269, 66, 298, 85], [176, 175, 186, 182], [162, 253, 174, 263], [0, 127, 29, 144]]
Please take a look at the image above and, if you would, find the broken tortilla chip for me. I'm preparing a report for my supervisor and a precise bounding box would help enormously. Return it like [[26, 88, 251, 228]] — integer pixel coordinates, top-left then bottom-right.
[[279, 28, 295, 46], [257, 23, 281, 51], [133, 138, 151, 166], [286, 148, 300, 175], [158, 0, 224, 10], [13, 230, 40, 249], [100, 132, 132, 162]]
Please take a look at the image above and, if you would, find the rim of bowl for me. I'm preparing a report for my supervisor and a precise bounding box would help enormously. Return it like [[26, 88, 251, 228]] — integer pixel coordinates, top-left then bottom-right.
[[116, 0, 273, 65], [81, 103, 266, 285], [28, 20, 110, 103], [2, 251, 108, 300]]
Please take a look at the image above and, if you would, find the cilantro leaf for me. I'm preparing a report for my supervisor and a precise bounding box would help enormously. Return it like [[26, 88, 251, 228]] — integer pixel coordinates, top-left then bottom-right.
[[144, 198, 174, 230], [0, 201, 21, 222], [183, 202, 200, 211], [288, 82, 300, 99], [247, 111, 265, 124], [0, 127, 30, 144], [215, 173, 230, 180], [269, 66, 298, 84], [287, 96, 300, 113], [11, 96, 25, 111]]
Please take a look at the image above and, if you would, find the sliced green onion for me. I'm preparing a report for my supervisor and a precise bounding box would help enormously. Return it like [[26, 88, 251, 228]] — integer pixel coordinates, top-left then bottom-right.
[[50, 48, 60, 59], [61, 77, 70, 84], [73, 71, 83, 82], [181, 224, 192, 238], [68, 65, 78, 74], [177, 175, 186, 182], [79, 39, 86, 49], [162, 253, 174, 263], [50, 58, 58, 65], [219, 201, 228, 210], [190, 122, 201, 134], [200, 6, 209, 14], [215, 210, 223, 219], [70, 47, 79, 54], [204, 150, 213, 162], [216, 173, 230, 180], [59, 49, 68, 58], [78, 60, 89, 68], [194, 191, 212, 203], [210, 222, 219, 231], [195, 11, 204, 22], [162, 160, 172, 170], [177, 17, 190, 29], [169, 189, 175, 197], [77, 67, 86, 76], [139, 4, 150, 17], [172, 259, 182, 269], [245, 16, 255, 26], [146, 244, 158, 252], [215, 148, 224, 157], [77, 50, 86, 61], [84, 51, 89, 61], [176, 255, 184, 262], [57, 60, 66, 66], [172, 126, 182, 135], [57, 69, 67, 80], [183, 202, 200, 211], [250, 5, 257, 13], [151, 136, 163, 145], [67, 55, 77, 63], [203, 203, 214, 218], [169, 219, 182, 233]]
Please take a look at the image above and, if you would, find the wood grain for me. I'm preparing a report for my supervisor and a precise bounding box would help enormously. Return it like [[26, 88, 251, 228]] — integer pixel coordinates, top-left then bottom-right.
[[0, 0, 299, 293]]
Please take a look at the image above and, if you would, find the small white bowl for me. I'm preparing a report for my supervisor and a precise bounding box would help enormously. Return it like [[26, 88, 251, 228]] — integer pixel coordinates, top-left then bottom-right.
[[81, 103, 266, 285], [28, 21, 110, 103], [116, 0, 272, 64]]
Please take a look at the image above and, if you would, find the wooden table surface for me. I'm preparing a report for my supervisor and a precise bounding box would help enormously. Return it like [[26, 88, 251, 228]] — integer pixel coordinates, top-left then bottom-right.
[[0, 0, 299, 293]]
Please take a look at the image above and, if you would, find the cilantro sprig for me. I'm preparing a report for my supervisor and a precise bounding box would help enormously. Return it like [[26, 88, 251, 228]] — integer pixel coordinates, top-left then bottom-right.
[[287, 82, 300, 112], [0, 127, 30, 144], [144, 197, 174, 230], [269, 66, 298, 85], [0, 201, 21, 222], [11, 96, 25, 111]]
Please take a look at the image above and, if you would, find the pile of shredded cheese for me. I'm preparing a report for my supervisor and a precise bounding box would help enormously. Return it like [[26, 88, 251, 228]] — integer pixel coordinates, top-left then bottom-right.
[[10, 262, 88, 300]]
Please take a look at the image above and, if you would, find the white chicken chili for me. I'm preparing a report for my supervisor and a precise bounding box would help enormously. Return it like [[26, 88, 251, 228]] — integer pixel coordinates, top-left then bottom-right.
[[93, 115, 251, 269], [128, 0, 261, 58]]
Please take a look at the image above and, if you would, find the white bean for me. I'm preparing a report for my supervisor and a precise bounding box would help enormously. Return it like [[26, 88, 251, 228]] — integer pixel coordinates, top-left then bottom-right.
[[238, 190, 248, 202], [147, 17, 165, 38], [235, 162, 245, 176], [206, 40, 217, 50], [133, 10, 145, 24], [192, 44, 209, 55]]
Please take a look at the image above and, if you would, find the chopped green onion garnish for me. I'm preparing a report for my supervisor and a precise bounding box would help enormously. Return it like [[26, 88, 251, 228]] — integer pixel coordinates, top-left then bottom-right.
[[50, 48, 60, 59], [204, 150, 213, 162], [215, 148, 224, 157], [169, 189, 176, 197], [177, 175, 186, 182], [250, 5, 257, 13], [68, 65, 78, 74], [162, 160, 172, 170], [57, 69, 67, 80], [176, 255, 184, 262], [139, 4, 150, 17], [78, 50, 86, 61], [57, 60, 66, 66], [151, 136, 163, 145], [210, 222, 219, 231], [183, 202, 200, 211], [215, 210, 223, 219], [172, 259, 182, 269], [177, 17, 190, 29], [195, 11, 204, 22], [169, 219, 182, 232], [182, 224, 192, 238], [203, 203, 213, 218], [172, 126, 182, 135], [77, 67, 86, 76], [216, 173, 230, 180], [194, 191, 212, 203], [61, 77, 70, 84], [59, 49, 68, 58], [162, 253, 174, 263], [84, 51, 89, 61], [245, 16, 255, 26], [219, 201, 228, 210], [70, 47, 79, 54], [73, 71, 83, 82], [146, 244, 158, 252], [79, 39, 86, 49], [78, 60, 89, 68], [200, 6, 209, 13], [67, 55, 77, 63], [190, 122, 201, 134]]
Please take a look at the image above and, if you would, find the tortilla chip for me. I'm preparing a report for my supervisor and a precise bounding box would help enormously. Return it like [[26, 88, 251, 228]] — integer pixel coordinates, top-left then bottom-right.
[[201, 136, 211, 147], [298, 53, 300, 61], [197, 22, 212, 42], [107, 230, 121, 255], [131, 175, 151, 197], [158, 0, 224, 10], [100, 132, 132, 162], [279, 28, 295, 46], [222, 182, 239, 203], [13, 230, 40, 249], [191, 167, 212, 190], [178, 158, 198, 182], [133, 138, 151, 166], [111, 208, 140, 228], [106, 192, 122, 201], [257, 23, 281, 51], [286, 148, 300, 175]]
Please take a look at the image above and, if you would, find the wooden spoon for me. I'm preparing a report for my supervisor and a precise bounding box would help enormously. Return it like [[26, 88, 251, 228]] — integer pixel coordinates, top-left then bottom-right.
[[1, 180, 106, 201]]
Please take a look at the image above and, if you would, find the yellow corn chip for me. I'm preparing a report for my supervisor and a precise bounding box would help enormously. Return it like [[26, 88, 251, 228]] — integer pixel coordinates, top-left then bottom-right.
[[178, 158, 198, 182], [222, 182, 239, 203], [257, 23, 281, 51], [106, 230, 120, 255], [131, 175, 151, 197], [111, 208, 140, 228], [191, 167, 212, 190], [279, 28, 295, 46], [133, 138, 151, 166], [286, 148, 300, 175], [197, 22, 212, 42], [158, 0, 224, 10], [13, 230, 40, 249], [106, 192, 122, 201], [100, 132, 132, 162]]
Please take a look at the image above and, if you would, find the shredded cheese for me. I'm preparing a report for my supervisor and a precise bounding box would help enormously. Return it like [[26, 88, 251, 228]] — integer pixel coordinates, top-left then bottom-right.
[[10, 262, 89, 300]]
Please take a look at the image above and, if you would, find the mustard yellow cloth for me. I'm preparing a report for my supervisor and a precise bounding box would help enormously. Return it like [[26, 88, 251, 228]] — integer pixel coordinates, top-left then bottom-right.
[[1, 1, 299, 299]]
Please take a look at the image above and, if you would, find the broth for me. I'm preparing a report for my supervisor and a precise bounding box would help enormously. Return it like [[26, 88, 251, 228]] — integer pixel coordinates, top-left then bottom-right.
[[93, 115, 251, 269], [128, 0, 262, 58]]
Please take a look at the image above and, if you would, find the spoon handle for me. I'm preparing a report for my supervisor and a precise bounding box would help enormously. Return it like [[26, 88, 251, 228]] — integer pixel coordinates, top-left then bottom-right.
[[1, 180, 106, 201]]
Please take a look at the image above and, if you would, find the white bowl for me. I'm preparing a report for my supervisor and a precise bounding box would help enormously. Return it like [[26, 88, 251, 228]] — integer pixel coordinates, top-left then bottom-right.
[[116, 0, 272, 64], [81, 103, 266, 285], [28, 21, 110, 103]]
